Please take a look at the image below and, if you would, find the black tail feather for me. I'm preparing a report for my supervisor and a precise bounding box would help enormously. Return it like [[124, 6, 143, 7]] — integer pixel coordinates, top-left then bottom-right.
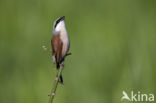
[[59, 74, 64, 85], [56, 63, 64, 85]]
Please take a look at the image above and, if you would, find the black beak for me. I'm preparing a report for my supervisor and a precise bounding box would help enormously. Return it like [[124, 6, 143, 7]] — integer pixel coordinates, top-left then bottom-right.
[[59, 16, 65, 21]]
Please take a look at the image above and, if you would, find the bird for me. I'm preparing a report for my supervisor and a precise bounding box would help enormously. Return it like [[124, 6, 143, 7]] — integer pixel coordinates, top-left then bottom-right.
[[51, 16, 70, 84]]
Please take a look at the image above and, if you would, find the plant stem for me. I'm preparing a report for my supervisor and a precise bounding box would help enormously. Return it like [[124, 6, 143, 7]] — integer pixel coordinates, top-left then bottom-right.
[[48, 67, 63, 103]]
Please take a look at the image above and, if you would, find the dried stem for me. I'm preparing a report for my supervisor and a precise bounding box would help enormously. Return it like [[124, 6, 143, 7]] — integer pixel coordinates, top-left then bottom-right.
[[48, 53, 71, 103], [48, 67, 63, 103]]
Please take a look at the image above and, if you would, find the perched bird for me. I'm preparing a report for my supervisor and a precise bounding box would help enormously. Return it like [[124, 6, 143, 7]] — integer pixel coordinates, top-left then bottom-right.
[[51, 16, 70, 84]]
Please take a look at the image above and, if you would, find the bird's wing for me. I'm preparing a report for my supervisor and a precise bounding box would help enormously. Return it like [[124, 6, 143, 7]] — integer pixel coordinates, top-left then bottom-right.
[[51, 34, 63, 64]]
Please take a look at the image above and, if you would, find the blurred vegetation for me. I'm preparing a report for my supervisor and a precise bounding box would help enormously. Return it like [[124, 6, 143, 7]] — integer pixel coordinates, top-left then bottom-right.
[[0, 0, 156, 103]]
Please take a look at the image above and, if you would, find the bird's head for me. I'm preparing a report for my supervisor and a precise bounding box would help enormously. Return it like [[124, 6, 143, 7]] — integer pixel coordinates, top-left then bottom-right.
[[53, 16, 66, 34]]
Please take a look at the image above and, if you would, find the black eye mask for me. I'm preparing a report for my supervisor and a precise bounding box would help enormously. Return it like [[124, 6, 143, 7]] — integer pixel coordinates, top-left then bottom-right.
[[54, 16, 65, 28]]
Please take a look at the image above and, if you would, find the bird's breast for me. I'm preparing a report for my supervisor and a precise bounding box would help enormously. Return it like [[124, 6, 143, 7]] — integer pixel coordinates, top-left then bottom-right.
[[60, 31, 69, 57]]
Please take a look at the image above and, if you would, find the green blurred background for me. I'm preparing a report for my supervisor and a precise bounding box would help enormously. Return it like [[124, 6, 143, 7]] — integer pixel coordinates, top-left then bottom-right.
[[0, 0, 156, 103]]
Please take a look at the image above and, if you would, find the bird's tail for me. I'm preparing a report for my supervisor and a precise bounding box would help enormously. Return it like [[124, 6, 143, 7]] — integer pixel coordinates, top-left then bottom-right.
[[56, 63, 64, 85], [59, 74, 64, 85]]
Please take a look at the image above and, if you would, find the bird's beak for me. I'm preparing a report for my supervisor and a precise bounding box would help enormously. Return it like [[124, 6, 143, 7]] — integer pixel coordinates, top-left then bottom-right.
[[60, 16, 65, 21]]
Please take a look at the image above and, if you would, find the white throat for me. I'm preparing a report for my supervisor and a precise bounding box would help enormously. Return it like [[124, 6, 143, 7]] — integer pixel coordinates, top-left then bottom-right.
[[53, 20, 69, 44], [53, 21, 66, 34]]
